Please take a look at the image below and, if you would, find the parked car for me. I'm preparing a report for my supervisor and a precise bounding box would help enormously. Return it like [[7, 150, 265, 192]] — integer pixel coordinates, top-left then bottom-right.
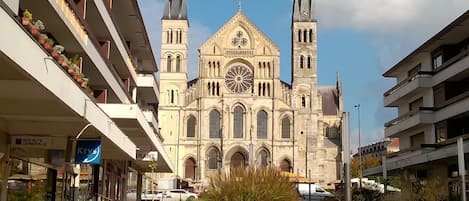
[[297, 183, 335, 201], [163, 189, 198, 201], [141, 190, 167, 201]]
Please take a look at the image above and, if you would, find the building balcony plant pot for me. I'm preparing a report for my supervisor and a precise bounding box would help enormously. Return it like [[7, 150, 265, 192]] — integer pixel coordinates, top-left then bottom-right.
[[67, 63, 78, 75], [51, 45, 64, 60], [58, 55, 68, 67], [38, 34, 48, 45], [31, 20, 44, 38], [44, 38, 54, 51], [81, 77, 89, 88], [22, 9, 32, 29], [73, 73, 83, 84]]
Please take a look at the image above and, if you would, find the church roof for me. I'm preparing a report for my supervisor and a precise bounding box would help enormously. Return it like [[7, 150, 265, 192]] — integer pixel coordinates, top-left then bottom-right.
[[293, 0, 316, 22], [318, 86, 339, 115], [199, 10, 280, 53], [162, 0, 187, 20]]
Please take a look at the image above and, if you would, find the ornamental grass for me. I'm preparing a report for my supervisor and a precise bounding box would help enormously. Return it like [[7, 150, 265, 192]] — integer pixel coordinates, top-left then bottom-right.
[[199, 167, 300, 201]]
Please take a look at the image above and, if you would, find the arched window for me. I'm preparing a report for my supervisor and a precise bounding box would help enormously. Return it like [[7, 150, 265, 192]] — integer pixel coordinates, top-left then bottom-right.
[[300, 56, 304, 69], [280, 159, 292, 172], [166, 29, 171, 43], [209, 110, 220, 138], [233, 106, 244, 138], [301, 95, 306, 108], [281, 117, 291, 138], [176, 56, 181, 72], [208, 148, 220, 169], [186, 116, 196, 138], [307, 56, 311, 69], [298, 30, 302, 42], [167, 55, 172, 72], [257, 110, 268, 139], [169, 29, 173, 43], [184, 158, 196, 180], [309, 29, 313, 43], [303, 29, 307, 43], [170, 90, 175, 104], [257, 149, 269, 168]]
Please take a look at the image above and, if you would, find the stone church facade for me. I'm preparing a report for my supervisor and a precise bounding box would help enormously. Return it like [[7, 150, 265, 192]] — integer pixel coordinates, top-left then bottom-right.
[[158, 0, 343, 187]]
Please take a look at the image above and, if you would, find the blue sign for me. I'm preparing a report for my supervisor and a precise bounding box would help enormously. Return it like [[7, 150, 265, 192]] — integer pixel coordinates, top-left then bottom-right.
[[75, 140, 101, 164]]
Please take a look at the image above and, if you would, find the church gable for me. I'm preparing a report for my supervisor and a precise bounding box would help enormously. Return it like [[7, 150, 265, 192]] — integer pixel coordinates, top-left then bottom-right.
[[199, 11, 279, 56]]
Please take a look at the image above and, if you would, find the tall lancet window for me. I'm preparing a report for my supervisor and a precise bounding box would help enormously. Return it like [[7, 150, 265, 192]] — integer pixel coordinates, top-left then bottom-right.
[[176, 56, 181, 72], [233, 106, 244, 138], [167, 55, 172, 72], [257, 110, 268, 139]]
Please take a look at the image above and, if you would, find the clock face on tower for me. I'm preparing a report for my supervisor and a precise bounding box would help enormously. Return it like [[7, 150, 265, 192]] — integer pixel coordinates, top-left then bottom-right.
[[224, 65, 253, 93]]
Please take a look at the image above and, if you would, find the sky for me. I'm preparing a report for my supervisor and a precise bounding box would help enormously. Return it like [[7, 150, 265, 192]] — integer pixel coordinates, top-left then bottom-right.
[[138, 0, 468, 152]]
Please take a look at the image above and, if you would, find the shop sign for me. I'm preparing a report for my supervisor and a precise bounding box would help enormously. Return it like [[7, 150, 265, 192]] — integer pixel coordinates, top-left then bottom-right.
[[137, 151, 158, 161], [11, 136, 51, 148], [75, 140, 101, 164]]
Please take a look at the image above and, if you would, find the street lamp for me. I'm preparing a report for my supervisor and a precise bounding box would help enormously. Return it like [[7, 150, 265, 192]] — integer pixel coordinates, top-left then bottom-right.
[[354, 104, 362, 189]]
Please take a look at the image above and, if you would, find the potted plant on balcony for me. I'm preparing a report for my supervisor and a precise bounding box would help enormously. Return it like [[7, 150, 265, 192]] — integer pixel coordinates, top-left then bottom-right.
[[57, 54, 68, 67], [51, 45, 64, 60], [22, 9, 32, 28], [44, 38, 54, 51], [81, 77, 89, 88], [31, 20, 45, 38], [38, 34, 48, 45], [67, 62, 79, 75], [73, 72, 83, 84]]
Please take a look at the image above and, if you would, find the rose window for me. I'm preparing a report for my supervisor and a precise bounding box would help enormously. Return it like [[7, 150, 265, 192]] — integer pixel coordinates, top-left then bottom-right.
[[224, 65, 253, 93]]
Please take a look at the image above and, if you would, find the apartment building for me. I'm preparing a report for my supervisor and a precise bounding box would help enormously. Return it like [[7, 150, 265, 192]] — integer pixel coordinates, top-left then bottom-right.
[[0, 0, 172, 200], [354, 138, 399, 161], [365, 10, 469, 200]]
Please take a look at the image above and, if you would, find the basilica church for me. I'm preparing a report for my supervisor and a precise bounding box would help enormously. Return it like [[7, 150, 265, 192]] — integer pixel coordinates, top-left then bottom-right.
[[158, 0, 343, 187]]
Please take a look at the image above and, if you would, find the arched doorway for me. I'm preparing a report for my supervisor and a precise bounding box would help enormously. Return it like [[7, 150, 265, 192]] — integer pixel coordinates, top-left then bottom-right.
[[280, 159, 292, 172], [184, 158, 196, 180], [231, 152, 246, 169]]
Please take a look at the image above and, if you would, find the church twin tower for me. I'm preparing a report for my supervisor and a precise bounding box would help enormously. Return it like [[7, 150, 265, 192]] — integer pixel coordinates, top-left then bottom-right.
[[158, 0, 343, 187]]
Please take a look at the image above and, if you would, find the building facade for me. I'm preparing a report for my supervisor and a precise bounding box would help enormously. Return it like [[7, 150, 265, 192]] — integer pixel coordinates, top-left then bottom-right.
[[158, 0, 343, 187], [355, 138, 399, 161], [365, 10, 469, 200], [0, 0, 171, 200]]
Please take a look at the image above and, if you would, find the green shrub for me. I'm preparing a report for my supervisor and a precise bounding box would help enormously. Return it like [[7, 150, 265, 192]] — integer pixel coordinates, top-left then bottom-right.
[[199, 167, 299, 201]]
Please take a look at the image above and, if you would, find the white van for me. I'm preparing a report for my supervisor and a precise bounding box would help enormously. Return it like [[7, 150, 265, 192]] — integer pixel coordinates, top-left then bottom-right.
[[296, 183, 334, 201]]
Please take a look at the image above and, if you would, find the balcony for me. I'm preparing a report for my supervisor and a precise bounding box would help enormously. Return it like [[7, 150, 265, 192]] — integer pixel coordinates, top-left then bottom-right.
[[98, 104, 172, 172], [136, 74, 160, 103], [432, 48, 469, 85], [365, 136, 469, 176], [384, 72, 433, 107], [0, 7, 136, 159], [434, 91, 469, 123], [384, 108, 434, 138]]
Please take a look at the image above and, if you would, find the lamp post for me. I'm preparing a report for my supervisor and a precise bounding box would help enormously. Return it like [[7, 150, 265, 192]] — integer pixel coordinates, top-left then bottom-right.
[[354, 104, 362, 189]]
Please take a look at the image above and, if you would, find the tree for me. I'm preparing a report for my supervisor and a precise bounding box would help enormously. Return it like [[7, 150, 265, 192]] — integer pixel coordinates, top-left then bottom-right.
[[351, 155, 380, 178], [199, 167, 299, 201]]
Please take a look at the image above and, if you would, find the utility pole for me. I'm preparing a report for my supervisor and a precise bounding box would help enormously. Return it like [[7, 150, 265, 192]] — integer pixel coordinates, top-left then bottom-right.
[[354, 104, 362, 189], [342, 112, 351, 201]]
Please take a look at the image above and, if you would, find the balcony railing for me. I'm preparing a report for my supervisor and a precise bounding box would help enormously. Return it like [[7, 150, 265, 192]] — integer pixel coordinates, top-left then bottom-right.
[[384, 107, 434, 127], [433, 48, 469, 74], [384, 71, 433, 97], [55, 0, 88, 44]]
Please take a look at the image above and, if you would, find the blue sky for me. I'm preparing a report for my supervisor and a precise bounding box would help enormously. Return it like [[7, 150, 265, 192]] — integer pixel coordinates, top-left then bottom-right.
[[138, 0, 468, 152]]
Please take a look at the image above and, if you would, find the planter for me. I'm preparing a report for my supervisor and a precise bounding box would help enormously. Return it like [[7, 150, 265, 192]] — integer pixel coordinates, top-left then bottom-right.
[[44, 43, 52, 51], [81, 82, 88, 88], [67, 67, 74, 74], [57, 56, 64, 65], [51, 51, 60, 59], [22, 17, 30, 26], [30, 27, 40, 38], [38, 35, 47, 45]]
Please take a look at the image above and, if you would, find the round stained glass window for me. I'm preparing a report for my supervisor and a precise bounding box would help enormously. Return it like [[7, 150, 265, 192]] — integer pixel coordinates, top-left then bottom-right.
[[224, 65, 253, 93]]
